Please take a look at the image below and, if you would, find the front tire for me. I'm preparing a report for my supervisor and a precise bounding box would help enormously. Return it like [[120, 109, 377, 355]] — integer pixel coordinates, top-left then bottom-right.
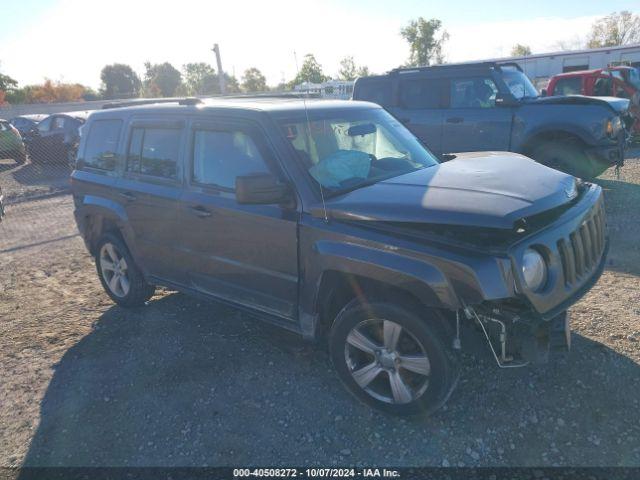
[[95, 233, 155, 307], [329, 299, 458, 416], [530, 140, 605, 180]]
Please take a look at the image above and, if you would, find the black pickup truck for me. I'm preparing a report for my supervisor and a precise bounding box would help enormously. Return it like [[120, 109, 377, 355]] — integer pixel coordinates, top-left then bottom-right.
[[353, 62, 630, 179]]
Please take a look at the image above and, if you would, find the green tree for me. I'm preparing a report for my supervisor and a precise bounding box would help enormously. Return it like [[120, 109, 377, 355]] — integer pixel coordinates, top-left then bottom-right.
[[223, 73, 241, 94], [290, 54, 329, 87], [400, 17, 449, 67], [100, 63, 141, 99], [241, 67, 267, 92], [182, 62, 217, 95], [357, 66, 371, 77], [181, 62, 240, 95], [143, 62, 182, 97], [0, 72, 18, 91], [587, 11, 640, 48], [338, 56, 358, 81], [338, 57, 372, 80], [81, 86, 102, 101], [510, 44, 532, 56]]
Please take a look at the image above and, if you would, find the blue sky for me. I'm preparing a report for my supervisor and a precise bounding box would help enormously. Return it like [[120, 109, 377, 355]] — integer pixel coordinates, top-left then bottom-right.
[[1, 0, 639, 88]]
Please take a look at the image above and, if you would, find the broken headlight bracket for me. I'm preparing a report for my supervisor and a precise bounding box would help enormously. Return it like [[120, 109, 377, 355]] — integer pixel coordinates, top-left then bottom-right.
[[463, 306, 530, 369]]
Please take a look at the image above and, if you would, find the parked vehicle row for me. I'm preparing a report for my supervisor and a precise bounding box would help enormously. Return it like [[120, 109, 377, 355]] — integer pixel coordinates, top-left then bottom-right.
[[1, 111, 88, 166], [353, 62, 630, 179], [71, 96, 607, 416]]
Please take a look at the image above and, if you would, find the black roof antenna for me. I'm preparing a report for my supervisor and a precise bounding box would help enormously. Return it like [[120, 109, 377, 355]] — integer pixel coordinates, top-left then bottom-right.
[[295, 51, 328, 223]]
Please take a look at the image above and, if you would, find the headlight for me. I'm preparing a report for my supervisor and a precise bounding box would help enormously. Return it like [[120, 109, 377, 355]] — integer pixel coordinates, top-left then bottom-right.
[[522, 248, 547, 292], [606, 116, 623, 138]]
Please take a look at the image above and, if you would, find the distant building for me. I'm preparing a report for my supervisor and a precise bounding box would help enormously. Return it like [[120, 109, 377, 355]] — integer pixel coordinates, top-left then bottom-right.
[[294, 80, 355, 99], [488, 43, 640, 89]]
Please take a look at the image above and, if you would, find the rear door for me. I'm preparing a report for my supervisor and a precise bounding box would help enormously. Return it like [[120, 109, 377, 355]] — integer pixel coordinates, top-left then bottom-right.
[[178, 117, 299, 320], [440, 76, 512, 153], [117, 118, 187, 283], [389, 77, 447, 155]]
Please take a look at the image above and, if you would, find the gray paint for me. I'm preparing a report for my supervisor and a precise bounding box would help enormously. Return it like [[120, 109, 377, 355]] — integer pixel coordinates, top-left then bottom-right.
[[71, 98, 607, 345]]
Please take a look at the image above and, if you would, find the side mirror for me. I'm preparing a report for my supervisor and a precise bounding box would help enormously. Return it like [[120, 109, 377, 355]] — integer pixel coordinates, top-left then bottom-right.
[[495, 92, 519, 107], [236, 173, 291, 205], [541, 88, 548, 97]]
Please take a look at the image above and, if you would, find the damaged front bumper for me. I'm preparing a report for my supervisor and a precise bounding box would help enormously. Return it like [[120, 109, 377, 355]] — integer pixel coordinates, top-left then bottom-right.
[[466, 305, 572, 367], [461, 186, 608, 367]]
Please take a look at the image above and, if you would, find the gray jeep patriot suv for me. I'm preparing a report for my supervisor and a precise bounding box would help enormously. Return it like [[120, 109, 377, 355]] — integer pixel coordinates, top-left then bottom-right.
[[71, 97, 607, 416]]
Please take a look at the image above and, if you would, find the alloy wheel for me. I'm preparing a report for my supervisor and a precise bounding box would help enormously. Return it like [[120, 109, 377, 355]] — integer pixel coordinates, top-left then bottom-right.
[[344, 319, 431, 404], [99, 242, 131, 298]]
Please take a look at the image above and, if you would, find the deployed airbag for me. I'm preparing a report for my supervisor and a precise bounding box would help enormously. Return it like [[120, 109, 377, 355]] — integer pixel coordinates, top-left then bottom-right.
[[309, 150, 371, 188]]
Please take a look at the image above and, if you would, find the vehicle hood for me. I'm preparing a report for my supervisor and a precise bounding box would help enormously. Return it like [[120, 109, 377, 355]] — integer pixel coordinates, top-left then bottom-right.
[[319, 152, 577, 230], [529, 94, 630, 114]]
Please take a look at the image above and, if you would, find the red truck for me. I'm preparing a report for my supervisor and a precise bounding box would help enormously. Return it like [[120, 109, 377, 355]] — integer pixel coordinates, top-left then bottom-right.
[[545, 66, 639, 137]]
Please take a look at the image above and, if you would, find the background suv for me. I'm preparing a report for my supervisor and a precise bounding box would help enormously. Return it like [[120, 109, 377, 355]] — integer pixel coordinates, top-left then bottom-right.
[[353, 62, 628, 179]]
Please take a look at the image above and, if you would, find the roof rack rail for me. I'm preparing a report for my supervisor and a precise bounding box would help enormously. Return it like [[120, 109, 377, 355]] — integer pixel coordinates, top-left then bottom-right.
[[388, 60, 522, 75], [224, 92, 322, 99], [102, 97, 203, 110]]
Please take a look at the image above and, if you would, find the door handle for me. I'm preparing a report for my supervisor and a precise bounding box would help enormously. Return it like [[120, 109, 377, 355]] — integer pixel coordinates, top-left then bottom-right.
[[119, 191, 137, 201], [188, 205, 212, 218], [446, 117, 464, 124]]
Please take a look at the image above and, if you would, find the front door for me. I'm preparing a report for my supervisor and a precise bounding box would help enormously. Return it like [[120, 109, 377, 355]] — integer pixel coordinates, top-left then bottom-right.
[[440, 76, 513, 154], [117, 119, 186, 283], [178, 118, 299, 320]]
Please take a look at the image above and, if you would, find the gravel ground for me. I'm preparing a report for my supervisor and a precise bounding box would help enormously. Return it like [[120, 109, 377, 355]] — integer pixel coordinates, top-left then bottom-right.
[[0, 158, 70, 203], [0, 154, 639, 468]]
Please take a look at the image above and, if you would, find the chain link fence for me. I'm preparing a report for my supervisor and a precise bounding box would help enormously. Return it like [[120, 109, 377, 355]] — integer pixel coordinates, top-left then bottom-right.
[[0, 121, 77, 254]]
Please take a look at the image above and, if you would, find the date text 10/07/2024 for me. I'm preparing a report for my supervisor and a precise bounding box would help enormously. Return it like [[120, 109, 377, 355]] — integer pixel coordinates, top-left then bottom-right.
[[233, 468, 401, 478]]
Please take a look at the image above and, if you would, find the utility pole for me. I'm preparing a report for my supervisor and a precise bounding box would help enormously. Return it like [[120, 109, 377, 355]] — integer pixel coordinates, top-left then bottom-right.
[[212, 44, 226, 95]]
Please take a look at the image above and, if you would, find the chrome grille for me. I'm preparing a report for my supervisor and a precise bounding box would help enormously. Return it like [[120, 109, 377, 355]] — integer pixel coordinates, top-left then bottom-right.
[[557, 201, 606, 287]]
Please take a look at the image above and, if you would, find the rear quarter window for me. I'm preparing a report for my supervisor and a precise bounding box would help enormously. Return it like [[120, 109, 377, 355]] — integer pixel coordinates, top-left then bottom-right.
[[354, 79, 393, 107], [82, 119, 123, 171], [399, 78, 446, 109]]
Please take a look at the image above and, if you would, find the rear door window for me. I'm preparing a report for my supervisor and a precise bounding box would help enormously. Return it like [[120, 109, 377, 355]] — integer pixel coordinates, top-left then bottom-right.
[[126, 127, 182, 180], [82, 119, 122, 171], [450, 78, 498, 108]]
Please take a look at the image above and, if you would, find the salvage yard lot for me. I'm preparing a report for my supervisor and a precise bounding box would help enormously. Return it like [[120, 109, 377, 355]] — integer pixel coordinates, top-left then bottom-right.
[[0, 154, 639, 468]]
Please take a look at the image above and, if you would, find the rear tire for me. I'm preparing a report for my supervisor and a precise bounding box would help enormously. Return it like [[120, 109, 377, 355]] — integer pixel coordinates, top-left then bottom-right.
[[95, 233, 155, 307], [329, 298, 458, 416], [530, 140, 604, 180]]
